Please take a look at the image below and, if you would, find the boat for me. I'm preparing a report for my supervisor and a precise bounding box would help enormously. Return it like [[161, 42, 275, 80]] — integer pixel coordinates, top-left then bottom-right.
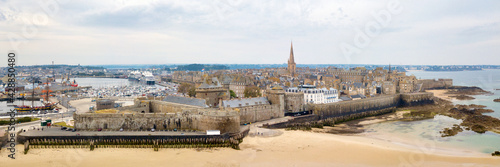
[[15, 76, 58, 112], [128, 71, 141, 81], [70, 79, 78, 87], [141, 71, 156, 85], [14, 102, 57, 112]]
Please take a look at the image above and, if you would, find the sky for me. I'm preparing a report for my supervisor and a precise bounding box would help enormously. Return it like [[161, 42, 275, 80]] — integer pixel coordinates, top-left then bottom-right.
[[1, 0, 499, 66]]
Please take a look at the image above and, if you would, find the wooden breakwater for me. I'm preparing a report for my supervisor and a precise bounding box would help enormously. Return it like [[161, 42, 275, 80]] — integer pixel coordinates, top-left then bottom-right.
[[20, 129, 250, 153], [0, 130, 8, 150]]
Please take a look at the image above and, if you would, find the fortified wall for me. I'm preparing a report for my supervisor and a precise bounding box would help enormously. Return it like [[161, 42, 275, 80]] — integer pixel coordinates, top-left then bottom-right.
[[417, 79, 453, 90], [284, 92, 305, 113], [237, 104, 282, 124], [74, 100, 240, 134], [400, 93, 434, 106], [150, 100, 204, 113], [311, 92, 434, 122]]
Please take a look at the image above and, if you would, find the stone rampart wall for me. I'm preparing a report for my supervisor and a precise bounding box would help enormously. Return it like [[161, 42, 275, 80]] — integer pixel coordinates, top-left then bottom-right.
[[418, 79, 453, 90], [74, 109, 240, 134], [284, 93, 305, 113], [312, 93, 434, 122], [150, 100, 202, 113], [238, 104, 283, 124]]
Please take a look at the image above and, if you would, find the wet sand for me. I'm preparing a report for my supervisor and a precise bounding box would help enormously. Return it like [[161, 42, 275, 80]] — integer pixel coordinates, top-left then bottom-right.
[[426, 89, 454, 101]]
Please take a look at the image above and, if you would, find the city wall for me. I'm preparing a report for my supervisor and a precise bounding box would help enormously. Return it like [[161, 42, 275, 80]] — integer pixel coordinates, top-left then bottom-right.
[[284, 92, 305, 113], [311, 92, 434, 123], [238, 104, 282, 124], [75, 100, 240, 134], [74, 110, 240, 134], [312, 94, 400, 119], [150, 100, 203, 113], [400, 93, 434, 106], [417, 79, 453, 90]]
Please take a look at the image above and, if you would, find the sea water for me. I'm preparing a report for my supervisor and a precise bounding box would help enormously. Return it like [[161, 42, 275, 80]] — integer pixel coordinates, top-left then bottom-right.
[[365, 69, 500, 154]]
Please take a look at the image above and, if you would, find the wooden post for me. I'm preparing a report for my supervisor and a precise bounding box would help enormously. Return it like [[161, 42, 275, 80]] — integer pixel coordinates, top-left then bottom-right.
[[24, 141, 30, 154]]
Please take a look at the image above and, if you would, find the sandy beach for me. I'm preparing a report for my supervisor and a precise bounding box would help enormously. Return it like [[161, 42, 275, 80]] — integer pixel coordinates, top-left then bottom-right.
[[1, 129, 499, 167], [2, 93, 499, 166], [426, 89, 454, 101]]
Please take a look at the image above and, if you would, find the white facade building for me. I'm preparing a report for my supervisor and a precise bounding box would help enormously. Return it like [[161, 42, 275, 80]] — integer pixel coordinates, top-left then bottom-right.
[[286, 85, 340, 104]]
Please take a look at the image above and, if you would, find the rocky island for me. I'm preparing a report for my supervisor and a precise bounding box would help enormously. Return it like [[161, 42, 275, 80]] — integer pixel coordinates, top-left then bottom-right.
[[494, 98, 500, 102], [450, 95, 475, 100]]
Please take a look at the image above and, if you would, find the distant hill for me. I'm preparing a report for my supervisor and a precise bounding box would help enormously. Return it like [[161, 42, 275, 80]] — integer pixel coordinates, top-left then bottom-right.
[[17, 64, 104, 69], [175, 64, 229, 71]]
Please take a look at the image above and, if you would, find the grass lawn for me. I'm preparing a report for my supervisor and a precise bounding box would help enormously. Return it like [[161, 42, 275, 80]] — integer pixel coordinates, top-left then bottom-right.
[[0, 117, 40, 125], [94, 109, 118, 114], [53, 121, 74, 128]]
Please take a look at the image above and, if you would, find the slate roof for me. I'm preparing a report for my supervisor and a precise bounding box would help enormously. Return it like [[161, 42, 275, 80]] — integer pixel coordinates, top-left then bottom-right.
[[352, 82, 365, 88], [339, 96, 352, 101], [351, 94, 367, 99], [222, 97, 270, 108], [162, 96, 208, 108]]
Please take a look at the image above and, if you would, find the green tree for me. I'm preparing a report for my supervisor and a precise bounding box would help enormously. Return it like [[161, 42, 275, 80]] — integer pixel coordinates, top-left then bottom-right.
[[188, 87, 197, 97], [244, 86, 261, 98], [177, 83, 194, 95], [229, 90, 237, 98]]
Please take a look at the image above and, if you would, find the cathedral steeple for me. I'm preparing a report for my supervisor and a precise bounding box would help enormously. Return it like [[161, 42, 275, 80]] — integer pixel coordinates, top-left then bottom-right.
[[289, 42, 295, 63], [288, 41, 296, 76]]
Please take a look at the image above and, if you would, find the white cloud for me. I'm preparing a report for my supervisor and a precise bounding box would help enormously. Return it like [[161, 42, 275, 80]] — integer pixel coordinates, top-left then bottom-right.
[[0, 0, 499, 65]]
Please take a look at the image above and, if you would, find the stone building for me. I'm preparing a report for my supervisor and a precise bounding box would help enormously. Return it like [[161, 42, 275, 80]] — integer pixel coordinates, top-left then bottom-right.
[[286, 85, 340, 104], [340, 82, 365, 97], [96, 99, 115, 110], [398, 76, 417, 93], [228, 82, 247, 98], [284, 91, 305, 113], [171, 71, 203, 84], [221, 97, 283, 124], [195, 77, 229, 107], [382, 81, 396, 95], [267, 86, 285, 114]]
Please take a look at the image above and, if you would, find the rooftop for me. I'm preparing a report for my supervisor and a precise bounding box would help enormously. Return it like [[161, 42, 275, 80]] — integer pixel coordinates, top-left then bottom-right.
[[163, 96, 208, 108], [222, 97, 270, 108]]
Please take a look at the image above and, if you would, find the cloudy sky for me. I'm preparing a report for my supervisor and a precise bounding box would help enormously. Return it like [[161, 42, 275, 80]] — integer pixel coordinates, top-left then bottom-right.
[[1, 0, 499, 66]]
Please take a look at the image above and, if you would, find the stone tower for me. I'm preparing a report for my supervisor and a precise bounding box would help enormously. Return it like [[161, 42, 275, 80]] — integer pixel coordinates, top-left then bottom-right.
[[288, 42, 297, 76], [268, 86, 285, 116]]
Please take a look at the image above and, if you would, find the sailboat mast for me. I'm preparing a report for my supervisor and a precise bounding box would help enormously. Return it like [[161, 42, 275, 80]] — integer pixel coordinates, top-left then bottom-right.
[[32, 78, 34, 107]]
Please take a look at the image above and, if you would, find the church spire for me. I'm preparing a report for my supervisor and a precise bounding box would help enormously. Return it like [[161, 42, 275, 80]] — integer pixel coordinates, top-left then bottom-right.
[[288, 41, 296, 76], [289, 41, 295, 63]]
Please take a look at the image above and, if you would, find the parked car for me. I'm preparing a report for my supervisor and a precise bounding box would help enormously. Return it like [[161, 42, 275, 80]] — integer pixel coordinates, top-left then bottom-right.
[[97, 128, 102, 131], [61, 127, 67, 130], [66, 128, 72, 131], [72, 129, 76, 132]]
